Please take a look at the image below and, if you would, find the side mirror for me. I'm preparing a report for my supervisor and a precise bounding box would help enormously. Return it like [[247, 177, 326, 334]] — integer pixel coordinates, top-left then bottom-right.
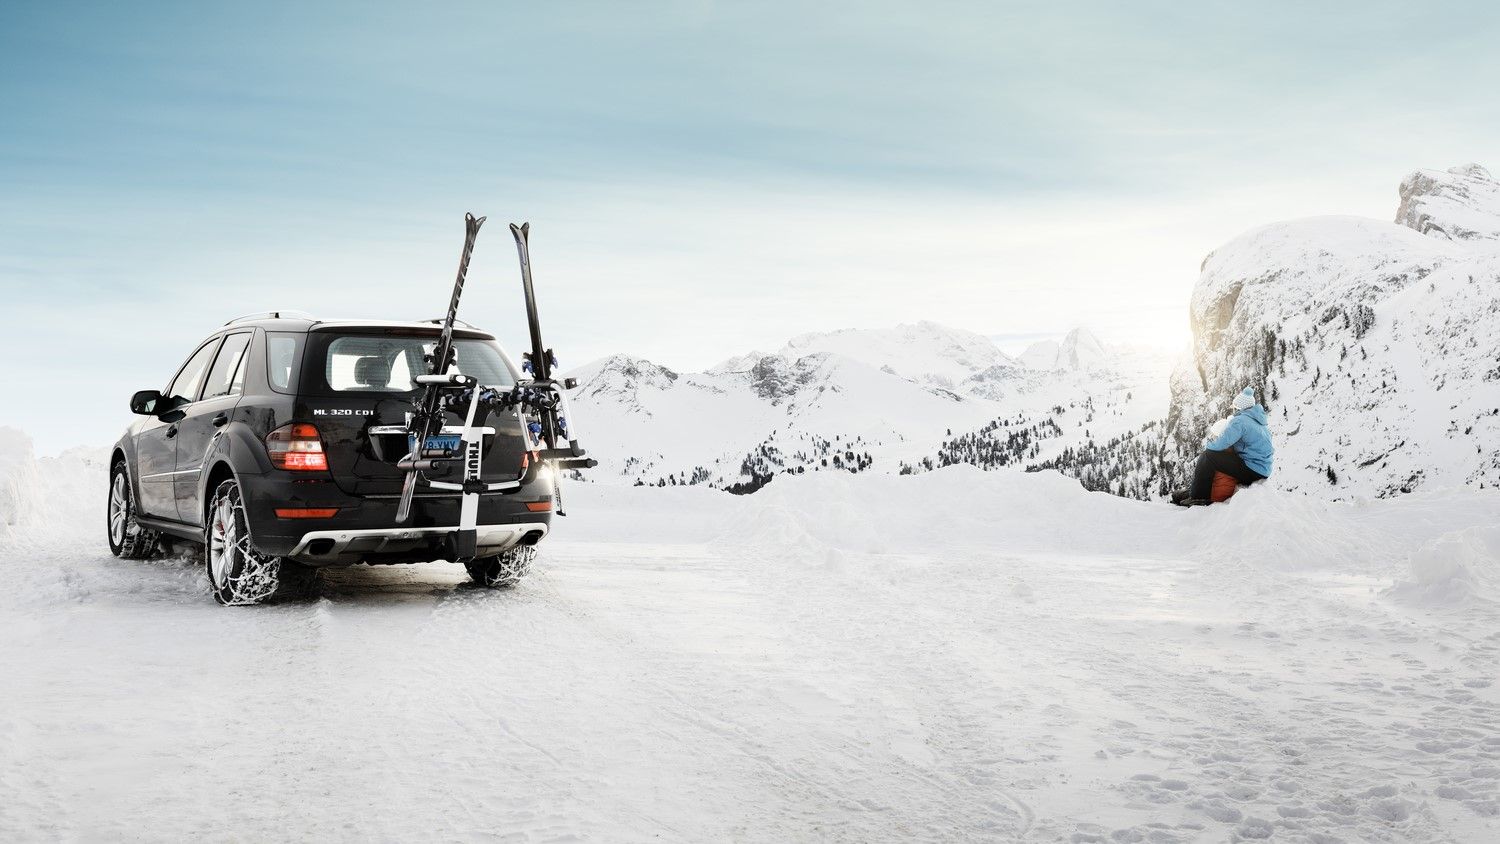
[[130, 390, 164, 416]]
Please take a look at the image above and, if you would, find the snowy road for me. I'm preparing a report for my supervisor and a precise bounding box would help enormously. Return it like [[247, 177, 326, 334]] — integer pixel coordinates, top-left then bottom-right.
[[4, 459, 1500, 841]]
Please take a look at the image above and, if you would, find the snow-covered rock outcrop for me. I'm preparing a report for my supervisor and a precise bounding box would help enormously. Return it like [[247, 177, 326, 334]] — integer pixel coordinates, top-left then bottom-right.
[[1396, 163, 1500, 242], [1163, 164, 1500, 498]]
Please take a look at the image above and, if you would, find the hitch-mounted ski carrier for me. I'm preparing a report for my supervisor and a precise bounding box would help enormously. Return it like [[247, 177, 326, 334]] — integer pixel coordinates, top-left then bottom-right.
[[392, 214, 598, 559]]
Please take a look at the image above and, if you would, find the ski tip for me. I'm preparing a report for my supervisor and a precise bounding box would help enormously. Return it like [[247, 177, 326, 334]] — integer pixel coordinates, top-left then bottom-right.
[[510, 222, 530, 238], [466, 213, 487, 228]]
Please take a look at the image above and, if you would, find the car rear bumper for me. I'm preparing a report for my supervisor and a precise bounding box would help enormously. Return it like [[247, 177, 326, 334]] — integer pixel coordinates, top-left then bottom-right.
[[286, 521, 547, 565], [235, 471, 554, 564]]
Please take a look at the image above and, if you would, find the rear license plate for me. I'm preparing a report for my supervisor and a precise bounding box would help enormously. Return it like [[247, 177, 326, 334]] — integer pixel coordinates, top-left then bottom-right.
[[420, 434, 462, 453]]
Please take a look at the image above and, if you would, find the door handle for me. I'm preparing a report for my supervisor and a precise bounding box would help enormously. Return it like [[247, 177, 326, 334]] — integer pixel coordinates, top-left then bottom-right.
[[212, 413, 229, 428], [165, 424, 178, 439]]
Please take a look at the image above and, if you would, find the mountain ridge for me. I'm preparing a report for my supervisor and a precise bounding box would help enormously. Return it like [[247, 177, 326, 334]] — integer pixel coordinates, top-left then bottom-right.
[[566, 322, 1171, 491]]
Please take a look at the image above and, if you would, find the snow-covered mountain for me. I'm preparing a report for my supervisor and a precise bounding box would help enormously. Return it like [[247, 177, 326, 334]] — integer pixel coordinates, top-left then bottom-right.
[[776, 321, 1018, 387], [1155, 163, 1500, 498], [1018, 327, 1110, 371], [567, 322, 1173, 491]]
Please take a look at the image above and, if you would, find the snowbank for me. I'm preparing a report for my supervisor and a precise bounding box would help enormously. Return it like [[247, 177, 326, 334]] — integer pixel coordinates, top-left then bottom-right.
[[716, 466, 1154, 557], [7, 429, 1498, 607], [0, 427, 35, 537], [1390, 525, 1500, 607], [703, 466, 1500, 580], [0, 430, 120, 608], [0, 428, 109, 550], [554, 481, 741, 544]]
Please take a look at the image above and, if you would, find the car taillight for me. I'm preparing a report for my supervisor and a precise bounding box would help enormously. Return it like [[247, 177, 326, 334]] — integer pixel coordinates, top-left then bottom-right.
[[266, 423, 328, 471]]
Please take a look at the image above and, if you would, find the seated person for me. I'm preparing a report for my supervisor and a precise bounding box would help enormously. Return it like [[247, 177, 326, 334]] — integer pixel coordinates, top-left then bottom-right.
[[1175, 387, 1274, 506]]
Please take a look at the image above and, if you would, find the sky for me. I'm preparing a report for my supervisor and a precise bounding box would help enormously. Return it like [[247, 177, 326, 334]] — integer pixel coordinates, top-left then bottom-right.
[[2, 0, 1498, 452]]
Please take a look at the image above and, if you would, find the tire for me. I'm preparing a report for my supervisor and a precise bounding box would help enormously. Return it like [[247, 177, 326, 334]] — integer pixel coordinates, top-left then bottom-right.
[[107, 460, 159, 559], [464, 545, 536, 589], [204, 479, 316, 605]]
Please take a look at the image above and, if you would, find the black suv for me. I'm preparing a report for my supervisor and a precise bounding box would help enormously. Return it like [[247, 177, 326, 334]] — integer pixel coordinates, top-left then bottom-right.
[[108, 312, 555, 604]]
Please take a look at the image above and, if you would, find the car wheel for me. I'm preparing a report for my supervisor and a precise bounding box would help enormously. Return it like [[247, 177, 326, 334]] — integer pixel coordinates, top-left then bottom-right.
[[464, 545, 536, 589], [108, 461, 159, 559], [205, 479, 316, 605]]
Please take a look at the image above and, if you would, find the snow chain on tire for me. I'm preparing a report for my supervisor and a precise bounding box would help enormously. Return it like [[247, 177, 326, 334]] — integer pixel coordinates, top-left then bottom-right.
[[465, 545, 535, 589], [109, 462, 159, 559], [206, 480, 284, 606]]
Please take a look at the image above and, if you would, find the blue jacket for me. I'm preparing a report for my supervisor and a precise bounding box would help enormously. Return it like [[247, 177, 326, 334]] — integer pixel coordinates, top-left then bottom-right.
[[1204, 405, 1274, 477]]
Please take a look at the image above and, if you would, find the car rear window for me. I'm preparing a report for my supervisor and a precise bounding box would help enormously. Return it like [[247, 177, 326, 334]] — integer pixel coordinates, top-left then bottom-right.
[[320, 335, 514, 393]]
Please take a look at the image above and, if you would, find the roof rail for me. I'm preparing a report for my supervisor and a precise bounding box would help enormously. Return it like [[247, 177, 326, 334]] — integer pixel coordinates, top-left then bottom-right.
[[223, 310, 315, 326], [421, 317, 476, 329]]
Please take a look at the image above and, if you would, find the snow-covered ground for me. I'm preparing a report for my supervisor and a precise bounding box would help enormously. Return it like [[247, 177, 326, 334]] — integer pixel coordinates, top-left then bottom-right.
[[3, 434, 1499, 841]]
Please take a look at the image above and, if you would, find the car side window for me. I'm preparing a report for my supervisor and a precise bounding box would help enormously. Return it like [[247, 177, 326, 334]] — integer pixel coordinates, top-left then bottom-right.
[[166, 339, 223, 404], [230, 349, 249, 395], [266, 332, 305, 393], [202, 333, 252, 400]]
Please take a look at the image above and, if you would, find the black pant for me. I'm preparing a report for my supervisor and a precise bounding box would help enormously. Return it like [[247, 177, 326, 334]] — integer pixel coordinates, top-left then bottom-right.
[[1190, 449, 1266, 500]]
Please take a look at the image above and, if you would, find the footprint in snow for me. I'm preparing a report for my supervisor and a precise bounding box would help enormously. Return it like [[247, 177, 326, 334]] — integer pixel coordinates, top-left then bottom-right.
[[1366, 797, 1414, 823], [1435, 784, 1475, 800], [1222, 783, 1261, 801], [1232, 816, 1275, 839], [1069, 822, 1108, 842], [1317, 797, 1359, 817], [1275, 803, 1313, 818], [1190, 798, 1243, 824]]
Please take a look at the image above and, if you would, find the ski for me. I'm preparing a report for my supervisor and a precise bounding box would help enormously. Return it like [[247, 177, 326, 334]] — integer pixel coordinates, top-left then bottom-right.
[[511, 224, 550, 376], [510, 222, 584, 456], [509, 222, 596, 515], [396, 212, 486, 523]]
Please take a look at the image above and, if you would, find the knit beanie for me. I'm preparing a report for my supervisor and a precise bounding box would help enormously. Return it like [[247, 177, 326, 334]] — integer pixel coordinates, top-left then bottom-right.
[[1232, 387, 1256, 411]]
